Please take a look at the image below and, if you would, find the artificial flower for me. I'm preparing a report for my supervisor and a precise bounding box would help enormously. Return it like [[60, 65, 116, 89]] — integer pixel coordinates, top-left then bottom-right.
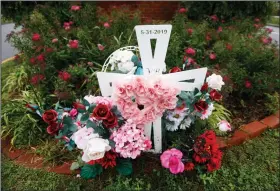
[[92, 104, 111, 120], [266, 28, 273, 33], [165, 107, 188, 131], [31, 74, 45, 85], [185, 47, 196, 56], [36, 54, 45, 62], [84, 95, 113, 109], [194, 100, 208, 113], [102, 112, 118, 128], [32, 33, 40, 41], [200, 83, 208, 92], [118, 61, 135, 73], [209, 53, 216, 60], [71, 5, 81, 11], [200, 103, 214, 120], [217, 120, 231, 132], [71, 127, 95, 149], [73, 102, 86, 110], [47, 122, 61, 135], [180, 117, 192, 129], [206, 74, 225, 91], [184, 162, 195, 171], [42, 109, 58, 124], [160, 148, 184, 174], [169, 67, 181, 73], [209, 89, 222, 101], [187, 28, 193, 35], [69, 108, 78, 118], [89, 151, 117, 169]]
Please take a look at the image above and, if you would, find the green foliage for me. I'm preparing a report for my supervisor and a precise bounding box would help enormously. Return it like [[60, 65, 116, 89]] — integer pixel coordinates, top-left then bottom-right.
[[201, 129, 280, 191], [206, 103, 232, 136], [106, 176, 151, 191], [116, 158, 133, 176], [264, 92, 279, 115], [81, 164, 103, 179]]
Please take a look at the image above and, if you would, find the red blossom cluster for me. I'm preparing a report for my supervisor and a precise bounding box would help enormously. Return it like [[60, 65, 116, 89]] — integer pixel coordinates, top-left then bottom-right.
[[92, 104, 118, 128], [42, 110, 62, 135], [87, 151, 117, 169], [192, 130, 223, 172]]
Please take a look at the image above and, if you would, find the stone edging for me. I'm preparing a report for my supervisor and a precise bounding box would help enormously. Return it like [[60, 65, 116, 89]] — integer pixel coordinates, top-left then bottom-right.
[[1, 110, 279, 175]]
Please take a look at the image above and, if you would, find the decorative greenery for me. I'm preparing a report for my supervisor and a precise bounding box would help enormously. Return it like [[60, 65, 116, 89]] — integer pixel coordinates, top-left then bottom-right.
[[116, 158, 133, 176], [81, 164, 103, 179]]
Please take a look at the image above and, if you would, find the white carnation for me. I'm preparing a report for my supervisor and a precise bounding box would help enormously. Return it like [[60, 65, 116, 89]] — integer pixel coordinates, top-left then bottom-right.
[[180, 117, 192, 130]]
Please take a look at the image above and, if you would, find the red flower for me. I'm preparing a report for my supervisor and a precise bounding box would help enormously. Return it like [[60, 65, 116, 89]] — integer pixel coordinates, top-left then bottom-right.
[[103, 112, 118, 128], [206, 160, 221, 172], [217, 26, 222, 33], [206, 34, 212, 41], [184, 162, 195, 171], [209, 89, 222, 101], [209, 53, 216, 60], [32, 33, 40, 41], [68, 40, 79, 49], [92, 104, 111, 120], [71, 5, 81, 11], [226, 43, 232, 51], [193, 153, 207, 163], [202, 130, 216, 145], [88, 151, 117, 169], [178, 8, 187, 13], [200, 83, 208, 92], [254, 18, 260, 22], [169, 67, 181, 73], [73, 102, 86, 110], [14, 54, 20, 61], [206, 71, 211, 77], [42, 109, 58, 124], [36, 54, 45, 62], [210, 15, 219, 22], [187, 28, 193, 35], [223, 75, 229, 82], [31, 74, 45, 85], [245, 80, 252, 88], [104, 22, 110, 28], [58, 71, 71, 81], [63, 22, 72, 30], [194, 100, 208, 113], [266, 28, 273, 33], [29, 57, 36, 64], [185, 47, 196, 56], [47, 122, 62, 135], [46, 47, 54, 53]]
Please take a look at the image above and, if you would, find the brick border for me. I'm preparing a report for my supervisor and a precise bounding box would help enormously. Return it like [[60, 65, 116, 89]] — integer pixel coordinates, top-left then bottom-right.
[[1, 110, 279, 175]]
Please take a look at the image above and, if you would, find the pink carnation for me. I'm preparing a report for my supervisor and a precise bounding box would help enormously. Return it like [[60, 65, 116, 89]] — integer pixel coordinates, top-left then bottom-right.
[[160, 148, 185, 174], [111, 122, 152, 159]]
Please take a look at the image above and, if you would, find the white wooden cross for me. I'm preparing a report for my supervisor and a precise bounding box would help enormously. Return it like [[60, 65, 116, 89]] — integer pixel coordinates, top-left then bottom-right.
[[96, 25, 207, 153]]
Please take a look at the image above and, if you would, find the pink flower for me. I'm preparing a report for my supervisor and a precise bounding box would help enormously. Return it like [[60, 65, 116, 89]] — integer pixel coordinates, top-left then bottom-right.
[[52, 38, 58, 43], [104, 22, 110, 28], [160, 148, 184, 174], [58, 71, 71, 81], [97, 44, 105, 51], [262, 37, 269, 44], [210, 15, 219, 22], [209, 53, 216, 60], [68, 40, 79, 49], [187, 28, 193, 35], [226, 43, 232, 51], [71, 5, 81, 11], [69, 109, 78, 117], [217, 120, 231, 132], [254, 18, 260, 22], [63, 22, 73, 30], [32, 33, 40, 41], [87, 62, 93, 67], [185, 47, 196, 56], [245, 80, 252, 88], [266, 28, 273, 33], [206, 33, 212, 41], [217, 26, 222, 33], [178, 8, 187, 13], [36, 54, 45, 62]]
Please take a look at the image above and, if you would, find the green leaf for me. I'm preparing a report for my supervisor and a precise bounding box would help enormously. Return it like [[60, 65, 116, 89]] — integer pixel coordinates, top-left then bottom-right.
[[81, 113, 89, 122], [69, 124, 77, 132], [70, 162, 80, 171], [86, 119, 97, 128], [63, 116, 72, 125], [116, 158, 133, 176], [55, 101, 60, 110], [194, 88, 199, 95], [82, 99, 90, 106], [88, 104, 96, 112], [81, 164, 103, 179], [109, 139, 116, 148], [178, 91, 189, 100]]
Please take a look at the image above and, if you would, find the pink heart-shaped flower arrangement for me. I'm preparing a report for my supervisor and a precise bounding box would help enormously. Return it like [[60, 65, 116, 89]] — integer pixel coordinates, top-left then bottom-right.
[[112, 75, 180, 125]]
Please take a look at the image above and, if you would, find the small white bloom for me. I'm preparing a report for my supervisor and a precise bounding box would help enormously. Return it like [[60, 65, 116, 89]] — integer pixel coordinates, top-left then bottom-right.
[[71, 127, 95, 150], [76, 174, 81, 178], [165, 109, 188, 131], [200, 103, 214, 120], [116, 50, 134, 63], [218, 120, 231, 132], [118, 61, 135, 73], [81, 135, 111, 162], [180, 117, 192, 129], [206, 74, 225, 91]]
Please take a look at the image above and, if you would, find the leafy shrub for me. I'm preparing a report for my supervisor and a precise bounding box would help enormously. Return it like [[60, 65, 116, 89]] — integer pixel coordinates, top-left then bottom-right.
[[264, 92, 279, 115]]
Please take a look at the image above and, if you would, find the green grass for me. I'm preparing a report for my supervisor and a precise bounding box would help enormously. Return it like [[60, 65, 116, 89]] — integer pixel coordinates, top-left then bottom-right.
[[1, 129, 279, 191], [1, 60, 17, 88], [268, 16, 279, 26]]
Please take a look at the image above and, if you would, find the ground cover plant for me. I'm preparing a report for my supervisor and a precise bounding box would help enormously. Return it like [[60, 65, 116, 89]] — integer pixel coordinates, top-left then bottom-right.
[[1, 1, 279, 188]]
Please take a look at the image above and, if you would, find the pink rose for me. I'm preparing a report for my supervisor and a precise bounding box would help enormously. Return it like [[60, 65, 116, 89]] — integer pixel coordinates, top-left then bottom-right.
[[160, 148, 184, 174], [210, 15, 219, 22], [32, 33, 40, 41], [71, 5, 81, 11], [266, 28, 273, 33], [209, 53, 216, 60], [178, 8, 187, 13], [104, 22, 110, 28], [52, 38, 58, 43], [185, 47, 196, 56], [97, 44, 105, 51]]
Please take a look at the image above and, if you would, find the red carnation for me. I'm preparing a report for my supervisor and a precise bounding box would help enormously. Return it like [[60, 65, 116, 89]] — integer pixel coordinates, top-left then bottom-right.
[[194, 100, 208, 113], [202, 130, 216, 145], [32, 33, 40, 41], [200, 83, 208, 92], [42, 109, 58, 124], [169, 67, 181, 73], [184, 162, 195, 171], [88, 151, 117, 169], [58, 71, 71, 81], [193, 153, 208, 163], [209, 89, 222, 101]]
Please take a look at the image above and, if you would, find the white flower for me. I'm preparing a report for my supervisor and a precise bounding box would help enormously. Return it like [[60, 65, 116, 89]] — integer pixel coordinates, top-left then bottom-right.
[[180, 117, 192, 129], [116, 50, 134, 63], [82, 135, 111, 162], [200, 103, 214, 120], [109, 50, 135, 71], [118, 61, 135, 73], [71, 127, 95, 150], [84, 95, 113, 108], [206, 74, 225, 91], [165, 108, 188, 131], [217, 120, 231, 132]]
